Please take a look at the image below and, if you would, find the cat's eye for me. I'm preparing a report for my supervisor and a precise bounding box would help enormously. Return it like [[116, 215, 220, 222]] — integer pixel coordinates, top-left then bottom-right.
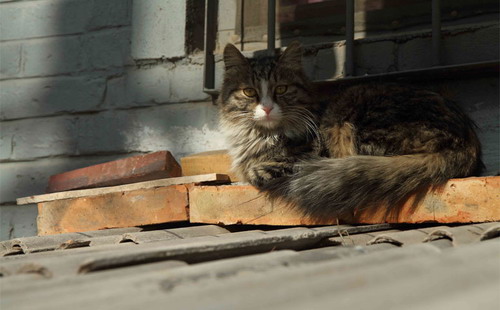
[[243, 88, 257, 97], [275, 85, 288, 95]]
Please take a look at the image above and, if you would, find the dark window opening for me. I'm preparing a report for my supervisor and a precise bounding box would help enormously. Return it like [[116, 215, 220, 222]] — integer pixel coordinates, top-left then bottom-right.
[[203, 0, 499, 95], [186, 0, 206, 54]]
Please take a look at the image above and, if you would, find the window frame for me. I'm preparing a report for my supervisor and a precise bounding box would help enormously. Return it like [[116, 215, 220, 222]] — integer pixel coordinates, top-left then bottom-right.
[[203, 0, 500, 98]]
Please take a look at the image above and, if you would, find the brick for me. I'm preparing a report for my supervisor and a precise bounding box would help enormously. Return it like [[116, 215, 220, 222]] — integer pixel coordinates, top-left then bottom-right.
[[189, 176, 500, 225], [131, 0, 186, 59], [88, 0, 131, 30], [82, 28, 133, 70], [398, 37, 432, 71], [169, 63, 209, 102], [0, 0, 91, 41], [351, 176, 500, 224], [76, 111, 136, 154], [355, 40, 396, 75], [47, 151, 182, 193], [0, 132, 13, 160], [313, 44, 345, 80], [37, 185, 189, 235], [8, 117, 79, 160], [104, 64, 206, 108], [0, 42, 21, 79], [181, 150, 240, 182], [104, 61, 207, 105], [0, 204, 37, 241], [189, 185, 332, 225], [2, 117, 78, 161], [112, 66, 173, 106], [0, 5, 20, 41], [0, 77, 106, 120], [22, 36, 84, 77], [0, 0, 130, 42], [442, 26, 499, 65], [76, 103, 226, 157], [18, 174, 229, 205]]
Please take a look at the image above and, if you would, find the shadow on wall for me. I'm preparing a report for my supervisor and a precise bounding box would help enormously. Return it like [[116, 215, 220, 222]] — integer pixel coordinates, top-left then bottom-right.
[[0, 0, 225, 239], [1, 0, 133, 208]]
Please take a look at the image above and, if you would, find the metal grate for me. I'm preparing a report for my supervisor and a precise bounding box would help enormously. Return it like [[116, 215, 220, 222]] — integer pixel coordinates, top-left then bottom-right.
[[203, 0, 499, 97]]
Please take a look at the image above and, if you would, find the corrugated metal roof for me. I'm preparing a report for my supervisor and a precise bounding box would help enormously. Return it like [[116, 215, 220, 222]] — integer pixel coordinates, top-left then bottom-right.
[[1, 222, 499, 310]]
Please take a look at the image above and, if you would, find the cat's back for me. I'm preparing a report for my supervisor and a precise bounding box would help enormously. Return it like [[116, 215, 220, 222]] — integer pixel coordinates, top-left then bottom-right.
[[323, 83, 477, 133], [323, 83, 449, 123], [320, 83, 481, 159]]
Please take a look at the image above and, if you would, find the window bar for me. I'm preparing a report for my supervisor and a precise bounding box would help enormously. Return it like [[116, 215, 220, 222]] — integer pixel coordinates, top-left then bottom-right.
[[267, 0, 276, 54], [432, 0, 442, 66], [203, 0, 218, 95], [345, 0, 355, 76]]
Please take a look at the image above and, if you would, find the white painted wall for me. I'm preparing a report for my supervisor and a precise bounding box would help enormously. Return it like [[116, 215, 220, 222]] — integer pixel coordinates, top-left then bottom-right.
[[0, 0, 497, 240]]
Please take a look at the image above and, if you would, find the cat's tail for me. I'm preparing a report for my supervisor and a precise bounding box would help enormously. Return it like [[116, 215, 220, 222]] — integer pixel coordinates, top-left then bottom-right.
[[263, 150, 480, 217]]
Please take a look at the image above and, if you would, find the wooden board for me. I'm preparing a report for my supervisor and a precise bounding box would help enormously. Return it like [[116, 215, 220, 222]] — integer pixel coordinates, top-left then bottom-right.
[[18, 173, 229, 205], [189, 176, 500, 225], [181, 150, 240, 182], [47, 151, 182, 193]]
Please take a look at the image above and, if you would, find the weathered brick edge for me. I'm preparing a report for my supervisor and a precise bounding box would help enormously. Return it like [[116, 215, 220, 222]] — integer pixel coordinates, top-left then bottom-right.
[[37, 185, 189, 235], [46, 151, 182, 193], [36, 176, 500, 235], [189, 176, 500, 225]]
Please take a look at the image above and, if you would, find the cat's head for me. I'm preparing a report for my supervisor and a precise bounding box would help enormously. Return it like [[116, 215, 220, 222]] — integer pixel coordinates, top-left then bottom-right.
[[219, 42, 315, 136]]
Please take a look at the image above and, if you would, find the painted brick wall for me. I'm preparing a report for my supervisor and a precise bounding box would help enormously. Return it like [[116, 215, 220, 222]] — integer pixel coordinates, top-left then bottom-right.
[[0, 0, 498, 240], [0, 0, 227, 240]]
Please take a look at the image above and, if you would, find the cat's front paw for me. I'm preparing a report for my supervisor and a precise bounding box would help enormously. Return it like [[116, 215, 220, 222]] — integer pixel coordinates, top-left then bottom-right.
[[246, 162, 294, 188]]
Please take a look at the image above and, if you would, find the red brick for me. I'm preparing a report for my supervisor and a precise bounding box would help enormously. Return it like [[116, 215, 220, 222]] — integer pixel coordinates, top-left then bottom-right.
[[189, 185, 333, 225], [46, 151, 182, 193], [352, 176, 500, 224], [37, 185, 189, 235], [189, 176, 500, 225]]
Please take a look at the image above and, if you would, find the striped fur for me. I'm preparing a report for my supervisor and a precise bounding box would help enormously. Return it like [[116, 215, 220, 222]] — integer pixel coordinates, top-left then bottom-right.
[[218, 42, 483, 217]]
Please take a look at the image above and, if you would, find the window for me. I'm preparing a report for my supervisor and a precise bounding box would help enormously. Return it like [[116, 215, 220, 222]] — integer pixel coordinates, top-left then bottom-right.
[[204, 0, 499, 95]]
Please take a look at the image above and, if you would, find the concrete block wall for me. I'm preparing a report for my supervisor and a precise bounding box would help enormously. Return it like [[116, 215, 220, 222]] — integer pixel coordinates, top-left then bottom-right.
[[0, 0, 498, 240], [0, 0, 225, 240]]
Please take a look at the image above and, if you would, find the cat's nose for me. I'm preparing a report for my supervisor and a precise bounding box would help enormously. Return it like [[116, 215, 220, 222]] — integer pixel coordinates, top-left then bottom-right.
[[262, 106, 273, 115]]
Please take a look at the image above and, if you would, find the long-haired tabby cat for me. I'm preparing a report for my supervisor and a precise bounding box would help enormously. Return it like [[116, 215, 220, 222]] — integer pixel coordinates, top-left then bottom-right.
[[218, 41, 482, 218]]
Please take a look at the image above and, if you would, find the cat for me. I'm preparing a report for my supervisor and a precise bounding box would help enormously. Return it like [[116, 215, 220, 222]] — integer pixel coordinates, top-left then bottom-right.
[[218, 41, 483, 218]]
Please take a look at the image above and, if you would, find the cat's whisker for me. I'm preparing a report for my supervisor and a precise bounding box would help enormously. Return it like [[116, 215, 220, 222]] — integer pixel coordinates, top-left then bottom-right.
[[284, 110, 319, 140]]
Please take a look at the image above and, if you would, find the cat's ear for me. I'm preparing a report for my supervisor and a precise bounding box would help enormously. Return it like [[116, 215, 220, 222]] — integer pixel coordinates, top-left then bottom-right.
[[223, 44, 248, 70], [278, 41, 303, 69]]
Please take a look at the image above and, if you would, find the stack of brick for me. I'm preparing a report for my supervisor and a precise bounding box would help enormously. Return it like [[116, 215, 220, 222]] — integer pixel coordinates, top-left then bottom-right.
[[17, 150, 500, 236]]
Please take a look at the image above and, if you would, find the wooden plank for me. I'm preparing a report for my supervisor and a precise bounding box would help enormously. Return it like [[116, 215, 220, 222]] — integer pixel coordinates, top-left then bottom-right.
[[189, 176, 500, 225], [17, 173, 229, 205], [46, 151, 182, 193], [181, 150, 240, 182], [37, 185, 189, 235]]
